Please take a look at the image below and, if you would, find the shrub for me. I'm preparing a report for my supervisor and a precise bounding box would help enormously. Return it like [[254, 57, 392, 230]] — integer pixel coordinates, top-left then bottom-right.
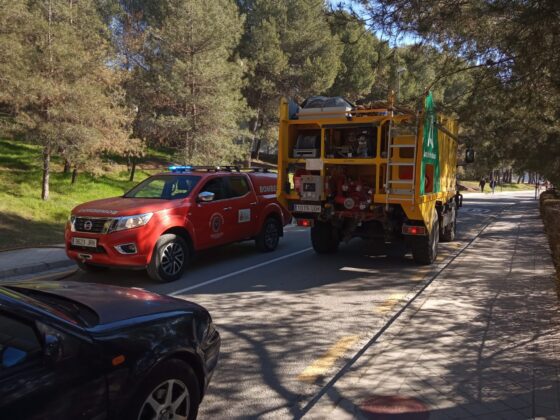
[[540, 190, 560, 284]]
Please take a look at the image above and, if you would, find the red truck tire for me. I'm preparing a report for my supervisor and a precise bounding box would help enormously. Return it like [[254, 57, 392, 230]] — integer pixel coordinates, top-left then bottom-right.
[[147, 234, 190, 282], [255, 217, 281, 252]]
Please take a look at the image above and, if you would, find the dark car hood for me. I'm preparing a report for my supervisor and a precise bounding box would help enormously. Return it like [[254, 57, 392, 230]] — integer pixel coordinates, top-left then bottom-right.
[[5, 281, 204, 326]]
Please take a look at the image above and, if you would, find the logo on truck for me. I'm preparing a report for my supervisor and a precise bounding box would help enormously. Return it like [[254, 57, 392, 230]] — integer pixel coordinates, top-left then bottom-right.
[[210, 213, 224, 239], [420, 92, 440, 194]]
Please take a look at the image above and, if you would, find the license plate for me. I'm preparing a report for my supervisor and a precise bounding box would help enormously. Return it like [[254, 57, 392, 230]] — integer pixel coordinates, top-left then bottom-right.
[[292, 204, 321, 213], [72, 237, 97, 248]]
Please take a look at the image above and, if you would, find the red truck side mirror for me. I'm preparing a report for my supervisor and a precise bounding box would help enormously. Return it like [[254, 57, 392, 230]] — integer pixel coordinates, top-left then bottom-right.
[[198, 191, 215, 202]]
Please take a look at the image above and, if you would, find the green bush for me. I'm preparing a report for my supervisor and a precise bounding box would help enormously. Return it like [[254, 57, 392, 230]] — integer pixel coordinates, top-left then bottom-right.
[[540, 191, 560, 284]]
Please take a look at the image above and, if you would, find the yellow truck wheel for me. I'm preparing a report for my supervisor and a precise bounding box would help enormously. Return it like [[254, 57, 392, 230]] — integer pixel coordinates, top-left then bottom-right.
[[311, 221, 340, 254], [411, 211, 439, 264], [440, 207, 457, 242]]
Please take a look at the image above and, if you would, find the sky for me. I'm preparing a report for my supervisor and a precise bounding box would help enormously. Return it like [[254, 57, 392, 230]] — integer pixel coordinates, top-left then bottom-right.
[[328, 0, 420, 46]]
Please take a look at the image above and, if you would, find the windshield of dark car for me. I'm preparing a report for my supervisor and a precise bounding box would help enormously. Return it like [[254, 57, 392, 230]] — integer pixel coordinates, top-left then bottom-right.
[[124, 175, 201, 199], [4, 287, 99, 327]]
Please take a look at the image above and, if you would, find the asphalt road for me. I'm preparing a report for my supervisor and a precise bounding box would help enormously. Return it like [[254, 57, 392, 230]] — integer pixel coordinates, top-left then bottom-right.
[[37, 191, 536, 419]]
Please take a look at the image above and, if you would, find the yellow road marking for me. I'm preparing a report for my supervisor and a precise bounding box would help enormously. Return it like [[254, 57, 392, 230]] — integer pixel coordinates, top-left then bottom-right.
[[411, 266, 432, 282], [297, 335, 360, 383], [374, 293, 406, 314], [441, 242, 463, 249]]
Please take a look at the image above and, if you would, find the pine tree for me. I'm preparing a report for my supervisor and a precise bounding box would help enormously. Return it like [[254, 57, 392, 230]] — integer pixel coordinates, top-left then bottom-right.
[[0, 0, 134, 200], [128, 0, 248, 165], [0, 0, 31, 123], [359, 0, 560, 186], [238, 0, 341, 157], [327, 11, 381, 101]]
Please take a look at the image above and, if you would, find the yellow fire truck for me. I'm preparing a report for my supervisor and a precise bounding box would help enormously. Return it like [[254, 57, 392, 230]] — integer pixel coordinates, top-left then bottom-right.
[[277, 92, 469, 264]]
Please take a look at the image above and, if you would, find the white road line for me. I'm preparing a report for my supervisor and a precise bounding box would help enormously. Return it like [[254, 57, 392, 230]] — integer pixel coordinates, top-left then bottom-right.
[[170, 247, 313, 296]]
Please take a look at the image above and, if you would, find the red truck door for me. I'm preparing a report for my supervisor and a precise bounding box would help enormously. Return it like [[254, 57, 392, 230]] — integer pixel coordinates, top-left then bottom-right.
[[225, 175, 259, 240], [191, 176, 238, 249]]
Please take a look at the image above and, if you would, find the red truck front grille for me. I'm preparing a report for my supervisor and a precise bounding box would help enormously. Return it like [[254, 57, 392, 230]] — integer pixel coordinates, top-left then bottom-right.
[[74, 217, 111, 233]]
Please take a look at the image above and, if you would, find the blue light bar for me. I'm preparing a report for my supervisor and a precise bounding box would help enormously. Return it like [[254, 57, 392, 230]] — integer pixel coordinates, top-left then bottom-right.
[[168, 165, 192, 173]]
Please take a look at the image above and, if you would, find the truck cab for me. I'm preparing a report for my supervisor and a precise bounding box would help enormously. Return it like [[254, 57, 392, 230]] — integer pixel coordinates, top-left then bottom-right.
[[65, 166, 291, 282]]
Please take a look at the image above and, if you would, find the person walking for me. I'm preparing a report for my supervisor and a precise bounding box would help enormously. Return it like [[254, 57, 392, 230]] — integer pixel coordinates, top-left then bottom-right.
[[479, 177, 486, 193], [490, 179, 496, 194]]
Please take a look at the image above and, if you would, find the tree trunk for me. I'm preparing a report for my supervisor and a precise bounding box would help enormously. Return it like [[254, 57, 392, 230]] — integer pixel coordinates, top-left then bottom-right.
[[184, 132, 191, 164], [188, 4, 197, 162], [63, 159, 71, 174], [71, 167, 78, 184], [249, 108, 261, 164], [254, 138, 262, 161], [41, 145, 50, 200], [129, 157, 137, 182], [42, 0, 52, 201]]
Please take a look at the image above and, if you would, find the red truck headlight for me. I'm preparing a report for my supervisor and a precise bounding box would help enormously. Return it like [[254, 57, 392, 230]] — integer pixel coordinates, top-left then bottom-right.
[[109, 213, 153, 232]]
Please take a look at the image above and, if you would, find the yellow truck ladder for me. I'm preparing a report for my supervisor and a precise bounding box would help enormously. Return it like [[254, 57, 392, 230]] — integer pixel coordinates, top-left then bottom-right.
[[385, 114, 418, 207]]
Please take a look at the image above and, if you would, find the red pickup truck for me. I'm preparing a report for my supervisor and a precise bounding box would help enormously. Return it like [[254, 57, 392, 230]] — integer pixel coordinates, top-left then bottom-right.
[[65, 166, 291, 282]]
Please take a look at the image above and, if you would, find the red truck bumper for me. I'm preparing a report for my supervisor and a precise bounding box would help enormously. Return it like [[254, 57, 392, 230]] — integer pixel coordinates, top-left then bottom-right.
[[65, 227, 154, 269]]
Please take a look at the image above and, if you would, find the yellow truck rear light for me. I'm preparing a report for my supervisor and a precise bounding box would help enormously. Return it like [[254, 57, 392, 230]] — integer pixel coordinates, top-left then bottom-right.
[[402, 225, 426, 236], [297, 218, 314, 228]]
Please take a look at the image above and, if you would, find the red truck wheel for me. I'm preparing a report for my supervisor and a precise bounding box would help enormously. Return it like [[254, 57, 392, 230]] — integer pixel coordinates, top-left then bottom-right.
[[256, 217, 281, 252], [147, 234, 189, 282]]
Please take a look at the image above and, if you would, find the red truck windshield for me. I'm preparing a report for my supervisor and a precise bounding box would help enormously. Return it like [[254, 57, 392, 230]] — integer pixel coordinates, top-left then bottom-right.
[[124, 175, 201, 200]]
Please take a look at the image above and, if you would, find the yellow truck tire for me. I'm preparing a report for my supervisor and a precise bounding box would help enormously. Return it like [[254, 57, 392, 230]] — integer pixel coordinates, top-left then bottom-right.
[[410, 211, 439, 264], [440, 207, 457, 242], [311, 221, 340, 254]]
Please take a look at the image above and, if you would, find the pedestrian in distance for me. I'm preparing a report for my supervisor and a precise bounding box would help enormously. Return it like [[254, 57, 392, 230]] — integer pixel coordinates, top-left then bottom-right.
[[490, 179, 496, 194], [534, 179, 540, 199], [479, 177, 486, 193]]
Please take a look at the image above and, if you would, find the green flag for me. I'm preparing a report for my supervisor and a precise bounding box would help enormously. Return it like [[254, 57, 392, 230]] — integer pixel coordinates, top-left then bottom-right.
[[420, 92, 440, 195]]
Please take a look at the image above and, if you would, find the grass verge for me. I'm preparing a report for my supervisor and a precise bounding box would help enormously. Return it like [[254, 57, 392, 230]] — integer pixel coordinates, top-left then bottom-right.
[[459, 179, 535, 193], [0, 139, 160, 250]]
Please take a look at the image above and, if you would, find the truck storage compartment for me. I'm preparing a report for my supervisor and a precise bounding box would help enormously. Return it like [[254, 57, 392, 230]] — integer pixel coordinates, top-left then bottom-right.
[[324, 165, 376, 212], [289, 124, 321, 158], [324, 124, 377, 158]]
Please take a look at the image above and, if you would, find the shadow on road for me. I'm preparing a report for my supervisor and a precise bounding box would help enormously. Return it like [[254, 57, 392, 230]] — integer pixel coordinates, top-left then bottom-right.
[[312, 200, 560, 419]]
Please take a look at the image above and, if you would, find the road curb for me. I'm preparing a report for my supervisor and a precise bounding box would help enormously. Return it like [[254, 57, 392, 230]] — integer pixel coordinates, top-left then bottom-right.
[[0, 259, 76, 280], [0, 244, 65, 253]]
